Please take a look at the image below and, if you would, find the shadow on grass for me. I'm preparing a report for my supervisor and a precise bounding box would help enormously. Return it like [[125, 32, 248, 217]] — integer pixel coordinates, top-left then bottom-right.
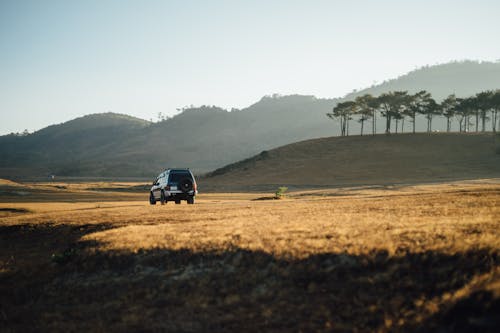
[[0, 208, 31, 213], [0, 223, 498, 332]]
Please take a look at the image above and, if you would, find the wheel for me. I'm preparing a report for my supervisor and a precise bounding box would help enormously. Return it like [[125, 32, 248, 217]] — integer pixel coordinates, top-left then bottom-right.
[[187, 196, 195, 204], [149, 192, 156, 205], [160, 190, 166, 205], [175, 200, 181, 204], [179, 178, 193, 193]]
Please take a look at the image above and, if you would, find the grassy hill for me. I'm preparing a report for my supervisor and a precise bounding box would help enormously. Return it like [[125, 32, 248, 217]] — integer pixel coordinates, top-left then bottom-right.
[[1, 61, 499, 178], [203, 133, 500, 191]]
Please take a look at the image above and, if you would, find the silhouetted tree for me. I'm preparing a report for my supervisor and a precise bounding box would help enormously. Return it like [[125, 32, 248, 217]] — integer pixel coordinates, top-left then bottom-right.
[[470, 96, 481, 132], [420, 97, 441, 132], [377, 91, 408, 134], [491, 90, 500, 132], [327, 101, 357, 136], [456, 97, 476, 132], [441, 94, 459, 132], [475, 91, 493, 132], [354, 94, 376, 136], [405, 91, 431, 134], [329, 89, 499, 135]]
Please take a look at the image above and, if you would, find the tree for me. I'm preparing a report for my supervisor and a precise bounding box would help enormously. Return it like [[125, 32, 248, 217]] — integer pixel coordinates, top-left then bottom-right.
[[377, 91, 409, 134], [327, 89, 499, 135], [456, 97, 475, 132], [441, 94, 459, 132], [394, 107, 403, 133], [327, 101, 357, 136], [421, 97, 441, 132], [491, 90, 500, 132], [157, 112, 168, 122], [405, 91, 431, 134], [354, 94, 377, 136], [475, 91, 493, 132]]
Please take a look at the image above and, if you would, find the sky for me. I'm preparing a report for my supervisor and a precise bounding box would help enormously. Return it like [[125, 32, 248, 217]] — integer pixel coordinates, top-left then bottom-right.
[[1, 0, 499, 135]]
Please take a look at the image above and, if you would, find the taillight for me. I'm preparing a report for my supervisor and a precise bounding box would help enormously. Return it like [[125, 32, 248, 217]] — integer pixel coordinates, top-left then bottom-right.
[[193, 182, 197, 191]]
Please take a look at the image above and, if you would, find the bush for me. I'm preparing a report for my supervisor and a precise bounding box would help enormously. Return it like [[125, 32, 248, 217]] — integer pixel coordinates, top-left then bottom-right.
[[275, 186, 288, 199]]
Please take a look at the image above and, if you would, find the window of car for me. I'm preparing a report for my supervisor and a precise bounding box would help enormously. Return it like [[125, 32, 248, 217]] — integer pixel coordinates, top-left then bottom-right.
[[168, 171, 192, 184]]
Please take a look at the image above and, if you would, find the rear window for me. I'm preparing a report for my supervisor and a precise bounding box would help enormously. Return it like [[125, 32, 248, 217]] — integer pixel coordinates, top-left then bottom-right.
[[168, 171, 192, 184]]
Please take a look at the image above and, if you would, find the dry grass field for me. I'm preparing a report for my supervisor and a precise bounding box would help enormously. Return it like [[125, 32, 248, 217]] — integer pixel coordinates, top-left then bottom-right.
[[1, 179, 499, 332]]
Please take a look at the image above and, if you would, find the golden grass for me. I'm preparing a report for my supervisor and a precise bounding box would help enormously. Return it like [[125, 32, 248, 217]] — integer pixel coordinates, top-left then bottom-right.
[[3, 180, 496, 257], [1, 179, 499, 332], [83, 183, 499, 256]]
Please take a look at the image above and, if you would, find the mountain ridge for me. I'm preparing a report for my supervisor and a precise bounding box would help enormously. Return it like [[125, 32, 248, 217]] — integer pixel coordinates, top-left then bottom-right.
[[1, 60, 499, 178]]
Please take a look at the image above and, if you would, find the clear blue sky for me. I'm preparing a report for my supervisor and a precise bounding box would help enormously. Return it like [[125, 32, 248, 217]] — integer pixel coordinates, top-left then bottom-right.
[[1, 0, 499, 134]]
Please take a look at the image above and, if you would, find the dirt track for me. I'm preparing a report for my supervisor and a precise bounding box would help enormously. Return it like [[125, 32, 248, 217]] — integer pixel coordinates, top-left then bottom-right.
[[1, 180, 499, 332]]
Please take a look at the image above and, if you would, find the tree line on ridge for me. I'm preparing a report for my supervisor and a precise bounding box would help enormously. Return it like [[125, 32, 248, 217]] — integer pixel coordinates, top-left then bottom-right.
[[327, 90, 500, 136]]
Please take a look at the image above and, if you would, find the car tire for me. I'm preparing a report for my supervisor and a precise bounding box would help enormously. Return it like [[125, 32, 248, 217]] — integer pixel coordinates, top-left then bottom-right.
[[149, 192, 156, 205], [179, 178, 193, 193], [160, 190, 166, 205], [187, 196, 195, 204]]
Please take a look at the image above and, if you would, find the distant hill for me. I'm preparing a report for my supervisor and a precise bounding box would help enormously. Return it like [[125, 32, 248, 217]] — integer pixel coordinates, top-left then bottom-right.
[[344, 60, 500, 101], [0, 113, 151, 178], [0, 97, 336, 178], [1, 60, 499, 178], [203, 133, 500, 191]]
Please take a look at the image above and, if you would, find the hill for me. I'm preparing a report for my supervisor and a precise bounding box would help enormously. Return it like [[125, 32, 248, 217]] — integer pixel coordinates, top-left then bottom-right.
[[0, 113, 151, 178], [1, 61, 500, 178], [0, 97, 337, 178], [344, 60, 500, 101], [203, 133, 500, 191]]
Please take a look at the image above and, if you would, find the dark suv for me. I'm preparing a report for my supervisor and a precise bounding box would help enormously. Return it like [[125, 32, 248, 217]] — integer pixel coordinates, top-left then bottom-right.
[[149, 168, 197, 205]]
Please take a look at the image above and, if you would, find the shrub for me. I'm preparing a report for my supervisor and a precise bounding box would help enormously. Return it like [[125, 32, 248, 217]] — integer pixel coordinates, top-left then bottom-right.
[[275, 186, 288, 199]]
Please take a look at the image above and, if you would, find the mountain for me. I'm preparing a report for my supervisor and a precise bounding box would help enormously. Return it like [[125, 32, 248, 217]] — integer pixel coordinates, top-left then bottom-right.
[[202, 133, 500, 191], [344, 60, 500, 101], [0, 97, 336, 178], [0, 113, 150, 177], [1, 60, 499, 179]]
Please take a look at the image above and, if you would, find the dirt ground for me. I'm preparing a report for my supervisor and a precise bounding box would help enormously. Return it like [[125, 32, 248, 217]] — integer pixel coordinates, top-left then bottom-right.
[[1, 179, 499, 332]]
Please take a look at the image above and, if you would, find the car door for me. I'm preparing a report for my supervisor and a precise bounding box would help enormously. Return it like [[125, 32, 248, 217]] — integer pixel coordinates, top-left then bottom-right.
[[152, 176, 161, 199]]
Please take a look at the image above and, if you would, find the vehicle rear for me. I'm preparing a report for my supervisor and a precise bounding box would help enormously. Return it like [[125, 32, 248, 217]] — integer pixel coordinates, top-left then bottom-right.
[[165, 169, 197, 204], [149, 168, 197, 205]]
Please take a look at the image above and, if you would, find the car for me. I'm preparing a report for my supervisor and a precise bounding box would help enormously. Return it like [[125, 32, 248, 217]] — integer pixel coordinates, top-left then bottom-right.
[[149, 168, 198, 205]]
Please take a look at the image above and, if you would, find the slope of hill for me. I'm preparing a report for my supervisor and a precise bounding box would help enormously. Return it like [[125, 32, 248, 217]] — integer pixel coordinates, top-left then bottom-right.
[[344, 60, 500, 101], [1, 61, 499, 178], [123, 96, 337, 172], [203, 133, 500, 191], [0, 113, 151, 177], [0, 97, 337, 178]]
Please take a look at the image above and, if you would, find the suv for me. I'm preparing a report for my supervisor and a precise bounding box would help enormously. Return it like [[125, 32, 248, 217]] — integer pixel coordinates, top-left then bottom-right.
[[149, 168, 198, 205]]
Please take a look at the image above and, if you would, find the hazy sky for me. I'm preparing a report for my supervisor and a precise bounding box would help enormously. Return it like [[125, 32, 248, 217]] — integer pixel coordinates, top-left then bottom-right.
[[1, 0, 499, 134]]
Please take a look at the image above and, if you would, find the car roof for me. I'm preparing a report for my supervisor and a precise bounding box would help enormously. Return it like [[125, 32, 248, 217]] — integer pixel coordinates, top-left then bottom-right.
[[166, 168, 190, 172]]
